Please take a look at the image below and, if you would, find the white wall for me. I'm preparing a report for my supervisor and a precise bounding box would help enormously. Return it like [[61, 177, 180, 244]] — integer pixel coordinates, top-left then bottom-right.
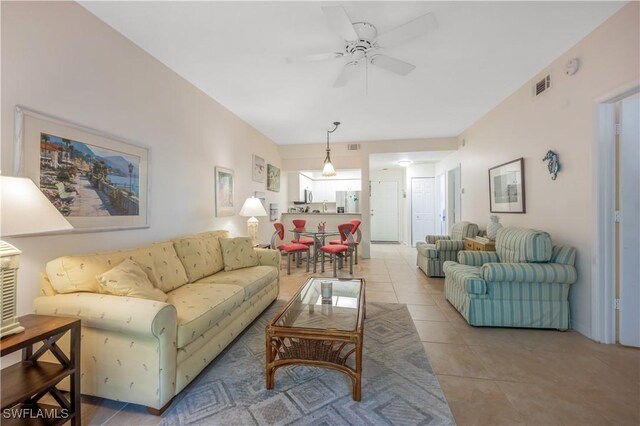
[[435, 2, 640, 338], [0, 1, 287, 316]]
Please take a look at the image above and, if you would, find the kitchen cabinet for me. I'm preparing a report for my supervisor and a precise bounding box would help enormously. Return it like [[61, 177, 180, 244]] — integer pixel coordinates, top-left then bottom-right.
[[288, 173, 314, 202], [314, 179, 361, 202]]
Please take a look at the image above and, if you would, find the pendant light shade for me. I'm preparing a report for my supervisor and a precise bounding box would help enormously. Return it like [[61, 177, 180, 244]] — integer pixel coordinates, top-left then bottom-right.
[[321, 122, 340, 177]]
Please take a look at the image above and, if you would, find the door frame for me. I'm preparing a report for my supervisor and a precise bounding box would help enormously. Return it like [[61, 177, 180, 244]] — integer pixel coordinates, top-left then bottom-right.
[[592, 81, 639, 344]]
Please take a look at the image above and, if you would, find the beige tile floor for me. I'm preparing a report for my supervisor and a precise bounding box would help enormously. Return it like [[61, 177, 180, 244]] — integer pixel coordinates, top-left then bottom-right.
[[74, 244, 639, 425]]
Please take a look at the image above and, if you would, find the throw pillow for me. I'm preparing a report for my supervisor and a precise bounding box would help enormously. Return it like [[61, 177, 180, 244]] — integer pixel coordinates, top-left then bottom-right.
[[220, 237, 260, 271], [96, 259, 168, 302]]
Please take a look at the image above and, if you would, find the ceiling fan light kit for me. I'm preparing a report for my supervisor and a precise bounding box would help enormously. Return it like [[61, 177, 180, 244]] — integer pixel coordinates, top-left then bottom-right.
[[286, 6, 437, 88], [322, 121, 341, 177]]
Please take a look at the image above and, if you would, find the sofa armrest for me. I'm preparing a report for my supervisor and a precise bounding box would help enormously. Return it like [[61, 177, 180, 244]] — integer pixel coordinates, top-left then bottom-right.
[[458, 251, 500, 266], [426, 235, 450, 244], [256, 248, 281, 268], [33, 293, 177, 338], [482, 263, 578, 284], [435, 240, 465, 251]]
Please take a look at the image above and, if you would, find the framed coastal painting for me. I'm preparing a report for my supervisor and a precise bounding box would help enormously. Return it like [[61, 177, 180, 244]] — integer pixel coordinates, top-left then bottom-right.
[[252, 154, 265, 183], [269, 203, 278, 221], [267, 164, 280, 192], [489, 157, 526, 213], [14, 106, 150, 232], [215, 166, 235, 216]]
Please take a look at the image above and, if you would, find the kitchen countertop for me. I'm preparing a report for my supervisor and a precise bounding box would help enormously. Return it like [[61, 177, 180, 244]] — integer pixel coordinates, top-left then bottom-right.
[[281, 212, 361, 215]]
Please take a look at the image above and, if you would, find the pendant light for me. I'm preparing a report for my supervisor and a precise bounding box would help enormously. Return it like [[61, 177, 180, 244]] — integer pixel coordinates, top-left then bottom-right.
[[322, 121, 340, 177]]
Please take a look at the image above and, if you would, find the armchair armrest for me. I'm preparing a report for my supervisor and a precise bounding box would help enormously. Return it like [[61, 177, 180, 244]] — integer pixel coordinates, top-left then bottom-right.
[[426, 235, 451, 244], [435, 240, 465, 251], [33, 293, 177, 338], [458, 251, 500, 266], [482, 263, 578, 284], [256, 248, 281, 268]]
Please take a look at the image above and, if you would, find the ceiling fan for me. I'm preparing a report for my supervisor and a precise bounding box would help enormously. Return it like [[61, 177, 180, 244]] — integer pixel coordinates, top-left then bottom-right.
[[286, 6, 438, 87]]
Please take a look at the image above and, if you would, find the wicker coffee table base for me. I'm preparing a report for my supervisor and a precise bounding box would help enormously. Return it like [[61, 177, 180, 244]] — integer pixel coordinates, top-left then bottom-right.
[[265, 331, 363, 401]]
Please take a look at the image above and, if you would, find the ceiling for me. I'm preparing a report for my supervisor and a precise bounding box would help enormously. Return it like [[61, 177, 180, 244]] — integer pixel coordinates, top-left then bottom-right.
[[80, 1, 625, 145], [369, 151, 453, 171]]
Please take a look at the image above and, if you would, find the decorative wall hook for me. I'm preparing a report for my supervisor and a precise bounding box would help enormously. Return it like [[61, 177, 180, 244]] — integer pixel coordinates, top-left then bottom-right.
[[542, 150, 560, 180]]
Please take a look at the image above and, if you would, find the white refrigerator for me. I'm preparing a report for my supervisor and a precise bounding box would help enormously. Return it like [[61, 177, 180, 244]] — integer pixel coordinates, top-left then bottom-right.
[[336, 191, 361, 213]]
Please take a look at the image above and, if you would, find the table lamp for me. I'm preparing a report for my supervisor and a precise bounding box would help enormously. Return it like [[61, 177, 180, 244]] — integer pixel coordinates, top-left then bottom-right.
[[239, 196, 267, 246], [0, 176, 73, 337]]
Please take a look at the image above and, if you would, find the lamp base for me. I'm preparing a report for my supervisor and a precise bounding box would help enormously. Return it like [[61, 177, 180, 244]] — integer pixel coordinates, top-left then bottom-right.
[[0, 318, 25, 338], [247, 217, 259, 247]]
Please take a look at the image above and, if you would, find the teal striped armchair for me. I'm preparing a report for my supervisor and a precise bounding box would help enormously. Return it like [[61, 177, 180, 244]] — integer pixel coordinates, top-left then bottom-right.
[[442, 227, 577, 330], [416, 221, 479, 277]]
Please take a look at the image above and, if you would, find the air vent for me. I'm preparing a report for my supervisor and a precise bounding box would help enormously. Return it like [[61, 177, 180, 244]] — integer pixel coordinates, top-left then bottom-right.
[[347, 143, 361, 151], [535, 75, 551, 96]]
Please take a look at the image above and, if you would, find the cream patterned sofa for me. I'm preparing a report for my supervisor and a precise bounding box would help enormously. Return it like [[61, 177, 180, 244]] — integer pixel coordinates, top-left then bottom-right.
[[33, 230, 280, 414]]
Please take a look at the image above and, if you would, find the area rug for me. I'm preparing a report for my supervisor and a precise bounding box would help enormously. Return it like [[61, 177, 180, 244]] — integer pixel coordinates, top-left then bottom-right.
[[160, 301, 455, 425]]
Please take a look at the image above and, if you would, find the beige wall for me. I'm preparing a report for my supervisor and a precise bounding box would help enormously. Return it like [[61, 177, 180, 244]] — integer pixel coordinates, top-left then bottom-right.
[[1, 1, 287, 315], [436, 2, 640, 337]]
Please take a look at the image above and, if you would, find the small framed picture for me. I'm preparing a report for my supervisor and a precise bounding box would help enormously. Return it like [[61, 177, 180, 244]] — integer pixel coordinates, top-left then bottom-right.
[[252, 154, 265, 183], [267, 164, 280, 192], [488, 158, 525, 213], [215, 166, 234, 216], [254, 191, 266, 209], [269, 203, 278, 221]]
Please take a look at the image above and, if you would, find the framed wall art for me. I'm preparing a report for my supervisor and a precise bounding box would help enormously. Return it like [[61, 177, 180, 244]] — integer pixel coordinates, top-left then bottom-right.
[[488, 157, 526, 213], [252, 154, 265, 183], [254, 191, 266, 209], [269, 203, 278, 222], [267, 164, 280, 192], [215, 166, 235, 217], [14, 106, 150, 232]]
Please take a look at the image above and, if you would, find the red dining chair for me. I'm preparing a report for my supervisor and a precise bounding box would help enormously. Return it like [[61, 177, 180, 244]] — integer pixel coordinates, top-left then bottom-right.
[[271, 223, 310, 274], [329, 219, 362, 264], [291, 219, 315, 245], [319, 223, 355, 277]]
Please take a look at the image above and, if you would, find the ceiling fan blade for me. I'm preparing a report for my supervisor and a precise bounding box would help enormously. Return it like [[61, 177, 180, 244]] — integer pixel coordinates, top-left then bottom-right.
[[321, 6, 359, 42], [333, 62, 359, 87], [286, 52, 343, 63], [376, 12, 438, 47], [370, 54, 416, 75]]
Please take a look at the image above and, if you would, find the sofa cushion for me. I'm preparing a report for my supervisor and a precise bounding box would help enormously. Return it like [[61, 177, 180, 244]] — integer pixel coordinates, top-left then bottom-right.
[[167, 283, 245, 348], [96, 259, 167, 302], [220, 237, 260, 271], [496, 228, 552, 263], [450, 222, 479, 241], [46, 241, 189, 294], [173, 236, 219, 282], [195, 265, 278, 301]]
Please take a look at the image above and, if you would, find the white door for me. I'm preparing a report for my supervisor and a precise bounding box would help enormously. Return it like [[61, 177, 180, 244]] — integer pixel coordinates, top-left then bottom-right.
[[371, 180, 399, 242], [411, 178, 435, 246], [435, 173, 446, 234], [619, 98, 640, 347]]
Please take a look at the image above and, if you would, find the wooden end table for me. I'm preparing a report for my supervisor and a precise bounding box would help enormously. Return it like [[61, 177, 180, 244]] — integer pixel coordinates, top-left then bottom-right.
[[1, 315, 81, 425], [266, 277, 365, 400], [464, 237, 496, 251]]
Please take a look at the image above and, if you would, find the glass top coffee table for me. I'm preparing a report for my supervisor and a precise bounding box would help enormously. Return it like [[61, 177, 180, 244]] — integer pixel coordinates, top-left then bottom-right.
[[265, 277, 366, 400]]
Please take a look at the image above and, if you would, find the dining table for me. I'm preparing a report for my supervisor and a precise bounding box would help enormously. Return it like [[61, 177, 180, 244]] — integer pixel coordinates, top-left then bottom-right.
[[291, 227, 340, 273]]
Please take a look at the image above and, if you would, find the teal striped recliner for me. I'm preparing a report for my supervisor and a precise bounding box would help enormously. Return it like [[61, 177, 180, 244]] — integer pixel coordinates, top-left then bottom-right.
[[416, 221, 479, 277], [442, 227, 577, 330]]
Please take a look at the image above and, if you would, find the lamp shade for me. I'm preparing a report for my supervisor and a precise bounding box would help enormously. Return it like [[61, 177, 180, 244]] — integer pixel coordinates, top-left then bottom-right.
[[239, 197, 267, 217], [322, 161, 336, 177], [1, 176, 73, 237]]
